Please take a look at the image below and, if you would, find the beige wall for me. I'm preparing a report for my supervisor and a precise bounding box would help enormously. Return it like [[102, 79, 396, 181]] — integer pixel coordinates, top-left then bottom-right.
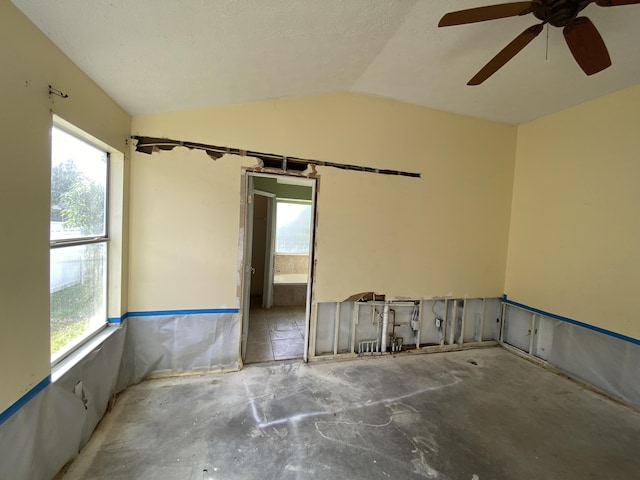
[[506, 85, 640, 339], [0, 3, 130, 412], [5, 0, 635, 419], [130, 93, 516, 309]]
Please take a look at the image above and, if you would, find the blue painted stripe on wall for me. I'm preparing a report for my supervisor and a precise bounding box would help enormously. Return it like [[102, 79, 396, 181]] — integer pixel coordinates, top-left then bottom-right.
[[108, 308, 239, 324], [502, 294, 639, 346], [0, 375, 51, 427], [127, 308, 240, 317], [108, 312, 129, 323]]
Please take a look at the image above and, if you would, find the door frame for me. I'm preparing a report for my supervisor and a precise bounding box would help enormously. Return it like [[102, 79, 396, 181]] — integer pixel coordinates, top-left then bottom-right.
[[238, 169, 318, 365], [253, 189, 276, 309], [239, 175, 255, 362]]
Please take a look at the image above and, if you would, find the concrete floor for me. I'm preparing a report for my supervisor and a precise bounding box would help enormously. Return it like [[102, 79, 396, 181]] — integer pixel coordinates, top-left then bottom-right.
[[245, 305, 306, 364], [61, 348, 640, 480]]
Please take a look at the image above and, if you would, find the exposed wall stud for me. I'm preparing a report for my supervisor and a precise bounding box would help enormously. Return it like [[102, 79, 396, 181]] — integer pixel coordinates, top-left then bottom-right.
[[449, 300, 458, 345], [310, 303, 318, 359], [441, 299, 449, 346], [459, 299, 467, 345], [333, 303, 341, 356], [479, 298, 487, 342], [416, 300, 424, 349], [350, 302, 359, 354], [500, 302, 507, 342], [529, 313, 537, 355]]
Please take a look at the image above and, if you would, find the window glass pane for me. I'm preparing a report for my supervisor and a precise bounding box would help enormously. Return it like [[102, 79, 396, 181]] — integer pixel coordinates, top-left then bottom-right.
[[51, 127, 107, 240], [50, 242, 107, 357], [276, 202, 311, 253]]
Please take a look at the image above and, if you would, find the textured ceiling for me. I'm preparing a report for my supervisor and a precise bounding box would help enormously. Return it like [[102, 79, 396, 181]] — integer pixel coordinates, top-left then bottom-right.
[[12, 0, 640, 124]]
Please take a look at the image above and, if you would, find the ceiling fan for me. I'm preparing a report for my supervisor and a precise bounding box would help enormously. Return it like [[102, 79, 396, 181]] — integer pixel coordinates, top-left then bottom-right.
[[438, 0, 640, 85]]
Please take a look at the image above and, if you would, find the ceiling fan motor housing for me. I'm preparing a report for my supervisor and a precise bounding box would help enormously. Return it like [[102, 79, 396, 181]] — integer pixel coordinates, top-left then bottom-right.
[[532, 0, 593, 26]]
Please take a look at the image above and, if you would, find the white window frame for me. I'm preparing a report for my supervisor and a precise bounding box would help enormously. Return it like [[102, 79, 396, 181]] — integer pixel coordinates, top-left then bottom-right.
[[275, 198, 313, 255], [50, 122, 110, 366]]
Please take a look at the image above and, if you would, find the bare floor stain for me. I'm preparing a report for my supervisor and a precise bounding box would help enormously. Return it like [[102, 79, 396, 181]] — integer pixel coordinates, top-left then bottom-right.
[[61, 348, 640, 480]]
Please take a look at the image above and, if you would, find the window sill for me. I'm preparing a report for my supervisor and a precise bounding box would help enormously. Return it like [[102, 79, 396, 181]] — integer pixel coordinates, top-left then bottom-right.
[[51, 325, 121, 382]]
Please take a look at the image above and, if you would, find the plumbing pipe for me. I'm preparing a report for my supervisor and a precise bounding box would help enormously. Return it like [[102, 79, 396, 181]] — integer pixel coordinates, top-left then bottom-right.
[[390, 309, 396, 346], [381, 303, 390, 353]]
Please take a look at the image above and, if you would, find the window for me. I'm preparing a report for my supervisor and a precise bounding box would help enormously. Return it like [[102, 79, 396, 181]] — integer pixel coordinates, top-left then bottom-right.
[[275, 200, 312, 254], [50, 126, 108, 362]]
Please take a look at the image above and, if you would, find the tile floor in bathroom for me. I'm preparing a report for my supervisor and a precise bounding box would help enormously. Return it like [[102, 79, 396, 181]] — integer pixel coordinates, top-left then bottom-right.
[[245, 304, 306, 363]]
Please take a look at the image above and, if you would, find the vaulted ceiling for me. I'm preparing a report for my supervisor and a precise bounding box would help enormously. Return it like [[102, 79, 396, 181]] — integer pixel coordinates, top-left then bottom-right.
[[12, 0, 640, 124]]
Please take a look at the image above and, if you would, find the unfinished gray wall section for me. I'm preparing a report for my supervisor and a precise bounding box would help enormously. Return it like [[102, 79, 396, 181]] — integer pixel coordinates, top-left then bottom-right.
[[313, 298, 502, 357], [0, 326, 126, 480], [117, 312, 241, 388]]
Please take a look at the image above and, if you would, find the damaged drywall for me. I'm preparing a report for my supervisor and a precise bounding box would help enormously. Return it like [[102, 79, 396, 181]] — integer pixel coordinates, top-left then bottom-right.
[[311, 297, 502, 358], [132, 136, 421, 178]]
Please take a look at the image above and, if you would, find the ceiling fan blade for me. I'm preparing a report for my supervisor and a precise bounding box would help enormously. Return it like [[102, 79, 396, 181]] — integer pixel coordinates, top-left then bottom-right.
[[439, 2, 533, 27], [564, 17, 611, 75], [596, 0, 640, 6], [468, 23, 543, 85]]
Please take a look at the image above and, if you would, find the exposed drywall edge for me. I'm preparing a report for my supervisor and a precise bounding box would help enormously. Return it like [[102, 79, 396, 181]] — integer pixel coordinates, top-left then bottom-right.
[[132, 135, 421, 178], [502, 294, 639, 346]]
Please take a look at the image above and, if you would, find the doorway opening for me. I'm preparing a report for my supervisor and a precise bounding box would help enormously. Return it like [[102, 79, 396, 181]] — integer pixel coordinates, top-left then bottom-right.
[[240, 172, 317, 364]]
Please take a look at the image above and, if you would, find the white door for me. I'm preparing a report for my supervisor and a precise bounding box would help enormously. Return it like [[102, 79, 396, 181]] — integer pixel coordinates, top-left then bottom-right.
[[262, 194, 276, 309], [240, 175, 254, 362], [303, 179, 317, 362]]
